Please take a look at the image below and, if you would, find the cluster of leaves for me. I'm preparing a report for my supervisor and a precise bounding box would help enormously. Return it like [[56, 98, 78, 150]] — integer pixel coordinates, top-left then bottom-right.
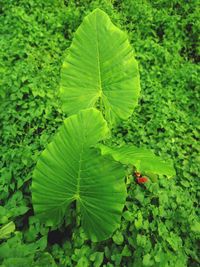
[[31, 5, 176, 244], [0, 0, 199, 266]]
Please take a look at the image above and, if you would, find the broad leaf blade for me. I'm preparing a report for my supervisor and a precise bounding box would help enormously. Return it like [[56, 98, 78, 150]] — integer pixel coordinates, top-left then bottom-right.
[[97, 144, 175, 178], [77, 149, 126, 241], [60, 8, 140, 124], [32, 109, 126, 241]]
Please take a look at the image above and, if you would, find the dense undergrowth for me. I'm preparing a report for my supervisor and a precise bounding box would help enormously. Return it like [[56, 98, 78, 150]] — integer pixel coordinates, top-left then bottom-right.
[[0, 0, 199, 266]]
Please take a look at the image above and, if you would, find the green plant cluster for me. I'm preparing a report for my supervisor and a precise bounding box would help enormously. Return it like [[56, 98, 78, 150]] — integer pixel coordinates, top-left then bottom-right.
[[0, 0, 199, 267]]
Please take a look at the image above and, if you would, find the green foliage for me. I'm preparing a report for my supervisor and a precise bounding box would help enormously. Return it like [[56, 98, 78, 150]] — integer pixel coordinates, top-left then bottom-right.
[[31, 7, 177, 249], [0, 222, 15, 240], [0, 231, 56, 267], [32, 108, 126, 241], [33, 8, 174, 242], [0, 0, 199, 266], [60, 8, 140, 125], [97, 144, 175, 177]]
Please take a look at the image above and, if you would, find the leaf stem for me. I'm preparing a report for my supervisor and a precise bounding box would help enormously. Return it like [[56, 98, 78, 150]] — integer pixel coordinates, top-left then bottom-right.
[[76, 200, 80, 227]]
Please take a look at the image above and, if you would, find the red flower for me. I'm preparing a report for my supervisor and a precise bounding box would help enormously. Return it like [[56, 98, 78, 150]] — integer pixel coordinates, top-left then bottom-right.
[[137, 177, 148, 184]]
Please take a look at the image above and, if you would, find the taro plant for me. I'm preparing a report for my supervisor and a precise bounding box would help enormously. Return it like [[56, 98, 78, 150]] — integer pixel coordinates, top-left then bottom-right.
[[32, 9, 175, 242]]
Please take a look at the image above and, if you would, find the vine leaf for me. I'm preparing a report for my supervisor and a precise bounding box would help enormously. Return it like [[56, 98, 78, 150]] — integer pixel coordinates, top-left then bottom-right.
[[32, 109, 126, 242], [97, 144, 176, 178], [60, 8, 140, 125]]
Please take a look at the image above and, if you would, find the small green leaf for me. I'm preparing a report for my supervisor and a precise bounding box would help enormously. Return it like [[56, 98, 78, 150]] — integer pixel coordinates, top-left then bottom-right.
[[123, 211, 134, 222], [122, 245, 132, 256], [90, 252, 104, 267], [166, 232, 182, 251], [112, 230, 124, 245], [76, 256, 89, 267], [135, 211, 143, 230], [191, 221, 200, 233], [0, 222, 15, 240], [143, 253, 154, 266]]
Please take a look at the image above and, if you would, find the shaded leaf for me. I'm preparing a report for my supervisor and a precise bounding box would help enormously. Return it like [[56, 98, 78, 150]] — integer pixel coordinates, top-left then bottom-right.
[[97, 144, 175, 177]]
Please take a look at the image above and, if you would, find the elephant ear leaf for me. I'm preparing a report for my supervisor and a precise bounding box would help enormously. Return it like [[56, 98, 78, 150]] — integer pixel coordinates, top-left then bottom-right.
[[32, 109, 126, 242], [97, 144, 175, 178], [60, 8, 140, 125]]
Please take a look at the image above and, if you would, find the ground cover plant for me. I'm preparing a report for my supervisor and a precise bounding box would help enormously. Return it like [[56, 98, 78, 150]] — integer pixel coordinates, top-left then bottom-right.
[[0, 0, 199, 266]]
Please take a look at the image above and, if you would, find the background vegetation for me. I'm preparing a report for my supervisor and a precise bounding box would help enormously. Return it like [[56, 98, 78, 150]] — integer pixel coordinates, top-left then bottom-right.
[[0, 0, 199, 266]]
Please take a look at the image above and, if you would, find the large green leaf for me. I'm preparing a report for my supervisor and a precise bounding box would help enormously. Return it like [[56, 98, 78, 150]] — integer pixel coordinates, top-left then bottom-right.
[[60, 8, 140, 124], [32, 109, 126, 242], [97, 144, 175, 178]]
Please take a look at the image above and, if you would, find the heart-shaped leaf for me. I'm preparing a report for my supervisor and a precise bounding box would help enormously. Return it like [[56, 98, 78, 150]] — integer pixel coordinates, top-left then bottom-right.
[[32, 109, 126, 241], [60, 8, 140, 124]]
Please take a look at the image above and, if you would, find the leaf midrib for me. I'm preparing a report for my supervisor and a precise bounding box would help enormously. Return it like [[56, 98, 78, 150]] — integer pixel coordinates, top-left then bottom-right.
[[95, 12, 102, 97], [75, 130, 87, 199], [76, 144, 83, 199]]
